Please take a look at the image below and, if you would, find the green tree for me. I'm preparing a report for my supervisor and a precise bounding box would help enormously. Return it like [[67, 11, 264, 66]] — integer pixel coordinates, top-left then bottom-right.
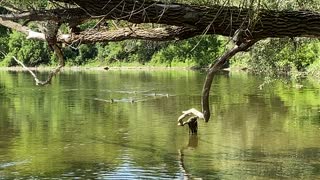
[[1, 31, 50, 66]]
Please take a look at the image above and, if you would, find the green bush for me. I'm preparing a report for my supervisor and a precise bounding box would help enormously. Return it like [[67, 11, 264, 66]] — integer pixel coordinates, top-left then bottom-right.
[[151, 35, 224, 67], [73, 44, 98, 65], [4, 31, 50, 66], [234, 38, 320, 75]]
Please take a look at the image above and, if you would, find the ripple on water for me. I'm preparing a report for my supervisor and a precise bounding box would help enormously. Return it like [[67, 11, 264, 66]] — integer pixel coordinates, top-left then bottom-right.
[[0, 160, 30, 169]]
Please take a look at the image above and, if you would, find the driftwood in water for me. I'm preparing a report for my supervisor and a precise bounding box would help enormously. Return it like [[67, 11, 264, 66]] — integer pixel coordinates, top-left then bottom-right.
[[178, 108, 203, 134], [0, 53, 64, 86], [187, 117, 198, 134], [178, 116, 198, 134], [10, 48, 64, 86]]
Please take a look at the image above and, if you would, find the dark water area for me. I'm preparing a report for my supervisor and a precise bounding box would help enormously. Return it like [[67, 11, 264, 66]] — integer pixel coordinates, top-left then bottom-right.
[[0, 70, 319, 179]]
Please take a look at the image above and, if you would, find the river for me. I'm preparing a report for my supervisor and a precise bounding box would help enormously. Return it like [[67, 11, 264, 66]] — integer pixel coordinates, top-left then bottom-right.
[[0, 70, 319, 179]]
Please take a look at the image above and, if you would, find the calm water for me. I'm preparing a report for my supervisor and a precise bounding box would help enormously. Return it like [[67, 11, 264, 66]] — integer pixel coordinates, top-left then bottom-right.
[[0, 70, 319, 179]]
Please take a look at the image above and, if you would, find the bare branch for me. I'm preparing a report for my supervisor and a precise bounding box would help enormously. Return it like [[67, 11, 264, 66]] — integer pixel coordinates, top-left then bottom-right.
[[10, 55, 64, 86], [201, 39, 257, 121], [0, 19, 65, 86], [12, 56, 41, 84]]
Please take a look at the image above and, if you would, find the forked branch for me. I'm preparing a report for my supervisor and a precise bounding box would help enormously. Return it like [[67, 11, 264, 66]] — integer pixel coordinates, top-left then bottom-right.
[[9, 46, 64, 86]]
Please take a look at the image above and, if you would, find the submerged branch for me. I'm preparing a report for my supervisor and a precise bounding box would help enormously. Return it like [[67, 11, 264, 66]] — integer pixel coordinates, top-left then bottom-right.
[[11, 54, 64, 86], [178, 108, 203, 126], [177, 39, 256, 125], [178, 108, 202, 134], [11, 56, 42, 84], [8, 43, 65, 86]]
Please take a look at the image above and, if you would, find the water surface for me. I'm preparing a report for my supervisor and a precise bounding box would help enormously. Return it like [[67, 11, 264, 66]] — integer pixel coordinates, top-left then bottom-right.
[[0, 70, 319, 179]]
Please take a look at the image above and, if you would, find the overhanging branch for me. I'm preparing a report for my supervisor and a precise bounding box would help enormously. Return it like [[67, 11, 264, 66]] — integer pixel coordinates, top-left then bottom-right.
[[2, 1, 320, 39], [54, 0, 320, 39], [0, 16, 29, 34], [0, 8, 89, 24], [0, 17, 197, 43], [201, 40, 257, 122], [59, 26, 197, 43]]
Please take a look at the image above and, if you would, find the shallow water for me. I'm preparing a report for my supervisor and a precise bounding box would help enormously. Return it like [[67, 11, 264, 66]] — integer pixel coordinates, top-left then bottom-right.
[[0, 70, 319, 179]]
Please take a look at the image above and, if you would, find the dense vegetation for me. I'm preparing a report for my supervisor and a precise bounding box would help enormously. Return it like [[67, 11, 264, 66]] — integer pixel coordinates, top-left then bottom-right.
[[0, 0, 320, 77]]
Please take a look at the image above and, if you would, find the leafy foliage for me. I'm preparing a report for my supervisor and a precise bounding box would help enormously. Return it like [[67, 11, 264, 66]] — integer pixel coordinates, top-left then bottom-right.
[[0, 0, 319, 76], [234, 38, 320, 75], [0, 31, 51, 66], [150, 36, 224, 67]]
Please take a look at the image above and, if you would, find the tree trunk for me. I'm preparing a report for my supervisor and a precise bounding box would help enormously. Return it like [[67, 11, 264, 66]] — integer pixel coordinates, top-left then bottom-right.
[[2, 1, 320, 39], [53, 0, 320, 39]]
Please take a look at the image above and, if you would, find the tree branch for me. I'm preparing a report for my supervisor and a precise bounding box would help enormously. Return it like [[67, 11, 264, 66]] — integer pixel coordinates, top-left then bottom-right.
[[2, 1, 320, 39], [0, 17, 65, 86], [0, 8, 88, 24], [1, 16, 198, 44], [59, 26, 197, 44], [201, 40, 257, 122], [178, 39, 257, 123], [10, 55, 64, 86], [0, 16, 29, 34], [53, 0, 320, 39]]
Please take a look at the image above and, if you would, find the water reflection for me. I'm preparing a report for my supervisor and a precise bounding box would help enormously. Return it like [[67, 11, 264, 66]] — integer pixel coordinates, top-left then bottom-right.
[[179, 135, 199, 179], [0, 70, 319, 179]]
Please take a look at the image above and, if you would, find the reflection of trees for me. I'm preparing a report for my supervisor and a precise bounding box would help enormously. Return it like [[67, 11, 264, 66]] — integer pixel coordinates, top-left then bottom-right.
[[0, 81, 18, 161], [0, 70, 204, 178], [0, 71, 126, 177], [175, 73, 320, 179], [1, 70, 320, 178]]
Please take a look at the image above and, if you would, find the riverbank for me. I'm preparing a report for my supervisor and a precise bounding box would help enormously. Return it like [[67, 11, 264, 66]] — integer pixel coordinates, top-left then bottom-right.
[[1, 64, 319, 79], [0, 65, 196, 72]]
